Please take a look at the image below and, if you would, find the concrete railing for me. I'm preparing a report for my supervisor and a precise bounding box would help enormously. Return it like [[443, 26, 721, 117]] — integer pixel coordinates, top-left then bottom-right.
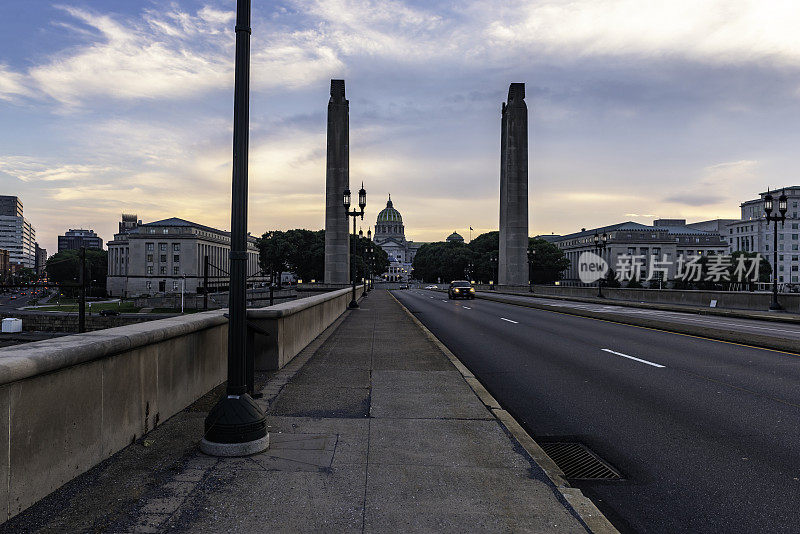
[[486, 285, 800, 313], [0, 285, 363, 523]]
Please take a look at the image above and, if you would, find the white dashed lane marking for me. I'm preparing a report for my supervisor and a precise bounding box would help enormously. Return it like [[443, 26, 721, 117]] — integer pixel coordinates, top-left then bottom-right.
[[601, 348, 665, 368], [500, 317, 518, 324]]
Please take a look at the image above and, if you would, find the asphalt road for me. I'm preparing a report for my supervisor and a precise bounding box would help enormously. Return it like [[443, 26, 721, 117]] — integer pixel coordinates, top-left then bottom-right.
[[0, 291, 35, 311], [481, 292, 800, 342], [394, 289, 800, 534]]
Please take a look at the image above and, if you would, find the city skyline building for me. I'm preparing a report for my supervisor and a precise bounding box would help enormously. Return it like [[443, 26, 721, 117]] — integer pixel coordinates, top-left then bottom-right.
[[727, 186, 800, 285], [34, 243, 47, 274], [552, 219, 728, 283], [0, 196, 23, 217], [0, 196, 36, 269], [106, 216, 264, 297], [58, 229, 103, 252]]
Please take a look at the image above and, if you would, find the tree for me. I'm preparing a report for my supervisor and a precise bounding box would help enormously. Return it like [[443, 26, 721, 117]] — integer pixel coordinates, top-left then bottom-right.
[[258, 230, 291, 286], [284, 229, 325, 282], [528, 238, 570, 283], [258, 229, 389, 285], [45, 249, 107, 297], [413, 242, 476, 282]]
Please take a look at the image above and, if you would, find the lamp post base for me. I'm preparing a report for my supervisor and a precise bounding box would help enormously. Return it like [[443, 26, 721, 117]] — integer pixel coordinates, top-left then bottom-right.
[[201, 394, 268, 457], [769, 302, 784, 311], [349, 300, 359, 309]]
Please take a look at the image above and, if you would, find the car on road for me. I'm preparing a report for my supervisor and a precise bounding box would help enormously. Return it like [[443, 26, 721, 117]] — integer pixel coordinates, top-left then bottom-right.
[[448, 280, 475, 300], [99, 309, 120, 316], [424, 285, 438, 290]]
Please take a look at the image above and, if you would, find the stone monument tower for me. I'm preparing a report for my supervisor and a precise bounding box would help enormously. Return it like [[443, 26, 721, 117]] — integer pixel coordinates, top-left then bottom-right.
[[498, 83, 529, 286], [324, 79, 350, 284]]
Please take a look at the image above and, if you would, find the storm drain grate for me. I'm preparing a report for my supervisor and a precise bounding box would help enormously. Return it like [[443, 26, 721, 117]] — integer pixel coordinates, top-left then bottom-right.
[[539, 442, 622, 480]]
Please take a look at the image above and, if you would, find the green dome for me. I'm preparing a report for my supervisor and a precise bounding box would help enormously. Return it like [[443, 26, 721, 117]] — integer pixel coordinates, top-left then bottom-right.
[[377, 195, 402, 223]]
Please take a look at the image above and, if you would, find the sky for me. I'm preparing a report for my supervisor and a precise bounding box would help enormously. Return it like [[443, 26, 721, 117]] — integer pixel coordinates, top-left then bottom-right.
[[2, 0, 800, 254]]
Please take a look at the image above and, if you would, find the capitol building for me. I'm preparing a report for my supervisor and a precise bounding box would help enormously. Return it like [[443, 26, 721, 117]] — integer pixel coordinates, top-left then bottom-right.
[[373, 196, 424, 282]]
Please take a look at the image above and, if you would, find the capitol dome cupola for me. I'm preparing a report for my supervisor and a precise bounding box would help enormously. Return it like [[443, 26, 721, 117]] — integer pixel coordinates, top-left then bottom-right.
[[374, 195, 405, 241]]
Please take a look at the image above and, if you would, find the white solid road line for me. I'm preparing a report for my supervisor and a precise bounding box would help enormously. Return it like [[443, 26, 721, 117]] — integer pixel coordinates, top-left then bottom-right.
[[601, 348, 665, 368], [500, 317, 519, 324]]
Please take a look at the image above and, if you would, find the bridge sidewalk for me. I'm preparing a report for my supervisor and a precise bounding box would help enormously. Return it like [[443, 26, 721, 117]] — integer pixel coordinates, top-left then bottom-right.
[[1, 289, 589, 533]]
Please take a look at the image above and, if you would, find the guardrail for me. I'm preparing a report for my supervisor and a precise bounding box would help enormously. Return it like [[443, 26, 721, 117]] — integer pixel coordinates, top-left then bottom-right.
[[0, 285, 364, 523]]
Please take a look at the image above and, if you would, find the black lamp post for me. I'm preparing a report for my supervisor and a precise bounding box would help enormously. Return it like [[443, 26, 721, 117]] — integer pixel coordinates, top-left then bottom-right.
[[765, 189, 788, 311], [202, 0, 268, 456], [527, 248, 536, 293], [490, 254, 498, 290], [344, 183, 366, 308], [593, 232, 608, 298], [367, 228, 373, 292]]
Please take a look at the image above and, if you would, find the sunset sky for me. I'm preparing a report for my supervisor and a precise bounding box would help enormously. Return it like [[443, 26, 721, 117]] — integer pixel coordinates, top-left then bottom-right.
[[2, 0, 800, 254]]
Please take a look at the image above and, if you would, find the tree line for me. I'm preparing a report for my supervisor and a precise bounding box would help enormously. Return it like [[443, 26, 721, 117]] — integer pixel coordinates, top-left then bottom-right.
[[258, 229, 390, 285], [411, 231, 570, 284]]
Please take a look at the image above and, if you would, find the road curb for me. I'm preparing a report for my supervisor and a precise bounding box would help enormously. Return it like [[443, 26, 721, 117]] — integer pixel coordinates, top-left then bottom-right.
[[477, 292, 800, 356], [389, 291, 619, 534]]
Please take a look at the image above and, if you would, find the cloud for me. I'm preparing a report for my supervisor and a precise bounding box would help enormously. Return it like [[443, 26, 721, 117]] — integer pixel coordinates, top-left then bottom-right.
[[483, 0, 800, 67], [0, 64, 30, 101], [4, 4, 341, 108], [0, 157, 113, 182]]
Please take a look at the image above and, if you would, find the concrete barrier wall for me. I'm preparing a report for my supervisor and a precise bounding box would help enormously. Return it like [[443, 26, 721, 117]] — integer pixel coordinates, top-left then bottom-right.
[[0, 310, 163, 333], [495, 285, 800, 313], [0, 285, 363, 523]]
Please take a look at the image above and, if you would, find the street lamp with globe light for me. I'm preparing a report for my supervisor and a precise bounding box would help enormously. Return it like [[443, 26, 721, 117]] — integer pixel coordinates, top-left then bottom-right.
[[764, 188, 788, 311], [344, 183, 366, 308]]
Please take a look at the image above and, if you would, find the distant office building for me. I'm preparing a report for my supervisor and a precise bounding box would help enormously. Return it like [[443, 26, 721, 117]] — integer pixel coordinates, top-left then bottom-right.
[[34, 243, 47, 274], [727, 186, 800, 284], [0, 249, 9, 280], [58, 229, 103, 252], [106, 217, 264, 297], [554, 219, 728, 283], [0, 196, 23, 217], [0, 196, 36, 269]]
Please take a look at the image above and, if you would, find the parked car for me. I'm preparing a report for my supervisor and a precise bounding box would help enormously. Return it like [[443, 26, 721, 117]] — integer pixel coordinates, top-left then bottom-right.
[[99, 309, 120, 316], [448, 280, 475, 300]]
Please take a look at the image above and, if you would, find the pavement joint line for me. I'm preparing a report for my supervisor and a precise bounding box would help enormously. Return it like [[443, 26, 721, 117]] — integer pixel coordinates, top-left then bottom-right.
[[388, 290, 619, 534], [477, 292, 800, 357], [601, 348, 665, 368]]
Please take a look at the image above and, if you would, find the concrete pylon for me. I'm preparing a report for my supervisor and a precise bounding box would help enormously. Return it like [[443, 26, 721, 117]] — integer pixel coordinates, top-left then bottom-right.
[[324, 79, 350, 284], [498, 83, 529, 287]]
